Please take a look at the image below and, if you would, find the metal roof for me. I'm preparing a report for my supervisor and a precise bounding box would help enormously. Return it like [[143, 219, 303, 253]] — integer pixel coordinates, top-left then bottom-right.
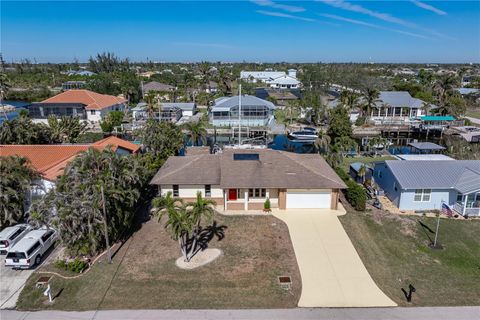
[[211, 95, 276, 111], [161, 103, 196, 111], [408, 142, 446, 151], [375, 91, 424, 109], [397, 154, 454, 161], [383, 160, 480, 194], [420, 116, 455, 121]]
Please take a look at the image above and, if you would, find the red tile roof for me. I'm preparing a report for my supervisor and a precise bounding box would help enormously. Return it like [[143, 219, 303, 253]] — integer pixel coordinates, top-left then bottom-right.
[[41, 90, 127, 110], [0, 137, 139, 181]]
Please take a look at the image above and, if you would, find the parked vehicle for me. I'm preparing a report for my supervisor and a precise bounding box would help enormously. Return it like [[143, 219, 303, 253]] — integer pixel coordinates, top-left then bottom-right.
[[0, 224, 33, 255], [5, 227, 57, 269]]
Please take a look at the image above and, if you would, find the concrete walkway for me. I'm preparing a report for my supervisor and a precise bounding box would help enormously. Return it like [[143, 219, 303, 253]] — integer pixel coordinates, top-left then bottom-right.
[[2, 307, 480, 320], [466, 116, 480, 125], [274, 208, 396, 308]]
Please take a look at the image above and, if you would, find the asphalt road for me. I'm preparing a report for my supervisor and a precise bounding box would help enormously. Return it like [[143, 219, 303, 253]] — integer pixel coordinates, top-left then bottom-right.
[[1, 307, 479, 320]]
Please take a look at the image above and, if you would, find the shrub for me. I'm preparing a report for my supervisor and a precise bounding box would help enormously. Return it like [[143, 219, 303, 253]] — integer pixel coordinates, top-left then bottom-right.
[[54, 258, 89, 274], [335, 167, 367, 211], [264, 197, 271, 210]]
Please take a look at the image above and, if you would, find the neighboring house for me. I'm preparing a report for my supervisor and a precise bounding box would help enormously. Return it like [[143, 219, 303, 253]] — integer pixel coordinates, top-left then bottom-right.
[[30, 90, 126, 123], [62, 70, 96, 76], [131, 102, 196, 122], [267, 75, 301, 89], [206, 81, 218, 94], [240, 69, 301, 89], [150, 149, 346, 211], [0, 136, 140, 203], [142, 81, 175, 94], [368, 91, 432, 124], [62, 81, 86, 91], [209, 95, 276, 127], [374, 160, 480, 216], [162, 102, 197, 117], [450, 126, 480, 143]]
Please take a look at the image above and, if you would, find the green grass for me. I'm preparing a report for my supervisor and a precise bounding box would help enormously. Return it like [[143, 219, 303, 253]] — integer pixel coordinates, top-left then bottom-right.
[[339, 212, 480, 306], [341, 155, 396, 172], [466, 110, 480, 119], [17, 215, 301, 310]]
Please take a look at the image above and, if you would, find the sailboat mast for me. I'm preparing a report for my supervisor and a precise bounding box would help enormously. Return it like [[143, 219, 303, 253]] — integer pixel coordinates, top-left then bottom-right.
[[238, 84, 242, 146]]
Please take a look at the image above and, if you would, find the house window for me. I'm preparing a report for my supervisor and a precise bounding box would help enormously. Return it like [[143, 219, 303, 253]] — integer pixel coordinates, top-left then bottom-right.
[[414, 189, 431, 202], [205, 185, 211, 197], [237, 189, 244, 199], [248, 188, 266, 198], [173, 185, 179, 197], [90, 110, 96, 115], [457, 193, 463, 203]]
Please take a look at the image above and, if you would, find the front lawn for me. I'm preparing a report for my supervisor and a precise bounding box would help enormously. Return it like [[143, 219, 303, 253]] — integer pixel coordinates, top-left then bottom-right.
[[17, 214, 301, 310], [339, 211, 480, 306]]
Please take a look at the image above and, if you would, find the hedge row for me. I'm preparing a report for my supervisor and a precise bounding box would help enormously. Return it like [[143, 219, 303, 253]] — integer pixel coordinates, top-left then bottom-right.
[[335, 167, 367, 211]]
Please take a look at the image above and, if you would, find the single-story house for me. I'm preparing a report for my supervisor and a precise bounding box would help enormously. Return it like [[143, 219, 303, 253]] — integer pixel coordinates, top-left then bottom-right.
[[267, 75, 301, 89], [0, 136, 140, 203], [374, 160, 480, 216], [408, 142, 446, 154], [30, 90, 126, 123], [367, 91, 433, 124], [150, 149, 346, 211], [162, 102, 197, 117], [142, 81, 175, 94], [209, 95, 276, 127]]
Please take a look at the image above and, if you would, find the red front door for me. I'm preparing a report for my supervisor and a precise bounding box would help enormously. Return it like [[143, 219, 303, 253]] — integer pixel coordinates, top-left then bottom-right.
[[228, 189, 237, 201]]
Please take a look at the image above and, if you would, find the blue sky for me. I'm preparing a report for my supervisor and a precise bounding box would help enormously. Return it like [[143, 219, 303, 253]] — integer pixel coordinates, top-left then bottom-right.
[[1, 1, 479, 63]]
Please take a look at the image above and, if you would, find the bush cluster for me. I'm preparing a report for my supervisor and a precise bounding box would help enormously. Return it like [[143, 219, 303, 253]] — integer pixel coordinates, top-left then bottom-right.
[[335, 167, 367, 211], [54, 258, 89, 273]]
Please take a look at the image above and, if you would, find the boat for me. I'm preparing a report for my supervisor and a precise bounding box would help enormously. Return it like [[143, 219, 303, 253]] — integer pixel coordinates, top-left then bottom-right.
[[287, 130, 318, 141]]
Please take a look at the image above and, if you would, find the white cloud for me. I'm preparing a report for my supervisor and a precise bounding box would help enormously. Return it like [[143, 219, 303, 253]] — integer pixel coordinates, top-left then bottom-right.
[[317, 0, 450, 39], [411, 1, 447, 16], [319, 13, 432, 40], [250, 0, 305, 13], [256, 10, 316, 22]]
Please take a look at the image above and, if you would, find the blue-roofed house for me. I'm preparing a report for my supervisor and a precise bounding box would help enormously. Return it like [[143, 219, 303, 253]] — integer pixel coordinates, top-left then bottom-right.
[[374, 160, 480, 216], [368, 91, 433, 125], [209, 95, 276, 127]]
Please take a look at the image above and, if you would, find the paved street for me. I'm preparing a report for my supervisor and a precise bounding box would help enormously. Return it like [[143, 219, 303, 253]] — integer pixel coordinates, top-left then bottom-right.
[[1, 307, 480, 320]]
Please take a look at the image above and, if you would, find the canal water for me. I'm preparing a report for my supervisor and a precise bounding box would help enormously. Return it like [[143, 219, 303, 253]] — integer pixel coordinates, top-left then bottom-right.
[[0, 101, 30, 123]]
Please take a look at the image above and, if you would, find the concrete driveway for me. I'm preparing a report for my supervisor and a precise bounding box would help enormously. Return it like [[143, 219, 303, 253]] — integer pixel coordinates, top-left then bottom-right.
[[0, 262, 34, 309], [274, 207, 397, 308]]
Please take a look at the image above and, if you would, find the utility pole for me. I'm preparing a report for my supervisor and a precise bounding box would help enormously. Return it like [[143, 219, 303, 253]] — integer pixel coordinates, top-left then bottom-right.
[[101, 184, 112, 263]]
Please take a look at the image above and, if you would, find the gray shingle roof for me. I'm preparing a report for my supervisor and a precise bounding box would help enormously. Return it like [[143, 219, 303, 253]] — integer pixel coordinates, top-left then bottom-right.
[[161, 102, 196, 111], [150, 149, 346, 189], [143, 82, 175, 92], [384, 160, 480, 193]]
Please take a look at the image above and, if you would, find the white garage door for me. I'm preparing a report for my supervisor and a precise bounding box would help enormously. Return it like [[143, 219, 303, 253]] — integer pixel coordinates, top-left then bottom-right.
[[286, 190, 331, 209]]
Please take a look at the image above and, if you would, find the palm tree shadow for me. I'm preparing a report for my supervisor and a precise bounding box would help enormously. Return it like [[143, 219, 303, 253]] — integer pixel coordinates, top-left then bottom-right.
[[187, 221, 227, 252]]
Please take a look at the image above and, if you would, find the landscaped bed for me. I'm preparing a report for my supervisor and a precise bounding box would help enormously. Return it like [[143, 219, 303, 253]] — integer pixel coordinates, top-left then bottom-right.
[[339, 210, 480, 306], [17, 214, 301, 310]]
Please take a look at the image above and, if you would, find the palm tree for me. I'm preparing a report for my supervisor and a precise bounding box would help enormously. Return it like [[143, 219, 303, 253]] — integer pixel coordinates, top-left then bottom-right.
[[0, 156, 39, 228], [183, 119, 208, 146], [433, 75, 458, 107], [334, 136, 358, 156], [198, 62, 211, 91], [314, 131, 331, 154], [47, 115, 88, 143], [358, 164, 367, 185], [362, 88, 380, 123], [154, 191, 217, 262], [144, 92, 158, 119]]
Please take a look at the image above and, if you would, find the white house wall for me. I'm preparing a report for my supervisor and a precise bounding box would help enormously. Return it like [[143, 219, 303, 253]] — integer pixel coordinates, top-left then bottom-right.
[[399, 189, 458, 211], [160, 185, 223, 198]]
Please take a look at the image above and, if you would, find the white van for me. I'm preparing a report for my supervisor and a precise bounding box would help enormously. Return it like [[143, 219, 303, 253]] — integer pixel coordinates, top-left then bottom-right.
[[5, 228, 57, 269], [0, 224, 33, 255]]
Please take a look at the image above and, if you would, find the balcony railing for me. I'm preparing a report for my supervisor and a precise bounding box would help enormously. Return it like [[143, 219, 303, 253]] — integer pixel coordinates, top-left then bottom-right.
[[453, 202, 480, 216]]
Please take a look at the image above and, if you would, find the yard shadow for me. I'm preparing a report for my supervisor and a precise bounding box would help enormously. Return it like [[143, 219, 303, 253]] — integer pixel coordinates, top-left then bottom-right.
[[196, 221, 228, 250]]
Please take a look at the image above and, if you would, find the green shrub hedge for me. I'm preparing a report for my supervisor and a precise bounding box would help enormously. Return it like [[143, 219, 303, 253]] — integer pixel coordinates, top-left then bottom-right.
[[54, 258, 89, 273], [335, 167, 367, 211]]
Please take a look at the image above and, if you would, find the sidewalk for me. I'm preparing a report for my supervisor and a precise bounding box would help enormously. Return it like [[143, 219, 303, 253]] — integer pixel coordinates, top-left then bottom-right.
[[2, 307, 480, 320]]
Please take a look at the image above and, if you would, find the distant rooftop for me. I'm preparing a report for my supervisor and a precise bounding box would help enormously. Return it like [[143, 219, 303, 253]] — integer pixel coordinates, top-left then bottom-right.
[[408, 142, 446, 151], [397, 154, 454, 161]]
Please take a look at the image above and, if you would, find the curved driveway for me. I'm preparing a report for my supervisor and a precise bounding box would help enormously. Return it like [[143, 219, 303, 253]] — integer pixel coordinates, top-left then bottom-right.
[[274, 207, 397, 308]]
